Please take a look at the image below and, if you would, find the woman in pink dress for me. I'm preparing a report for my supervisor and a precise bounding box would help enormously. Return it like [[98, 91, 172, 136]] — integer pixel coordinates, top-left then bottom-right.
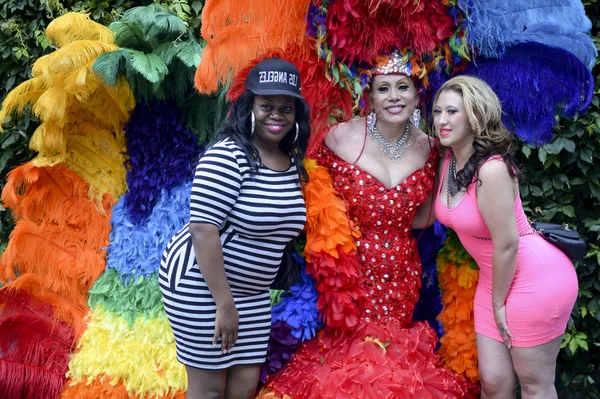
[[433, 75, 579, 399]]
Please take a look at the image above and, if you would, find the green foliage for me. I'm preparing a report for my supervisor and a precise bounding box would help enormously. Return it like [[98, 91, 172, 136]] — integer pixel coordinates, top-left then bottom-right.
[[514, 9, 600, 395], [91, 3, 223, 143]]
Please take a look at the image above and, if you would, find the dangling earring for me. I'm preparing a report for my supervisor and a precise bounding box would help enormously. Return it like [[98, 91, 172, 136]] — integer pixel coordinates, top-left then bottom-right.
[[293, 122, 299, 144], [367, 111, 377, 131], [250, 112, 256, 137], [410, 109, 421, 127]]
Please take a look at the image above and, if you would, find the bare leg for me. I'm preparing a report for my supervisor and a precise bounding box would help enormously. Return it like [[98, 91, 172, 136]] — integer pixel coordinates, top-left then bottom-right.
[[224, 364, 262, 399], [477, 334, 517, 399], [185, 365, 227, 399], [510, 335, 563, 399]]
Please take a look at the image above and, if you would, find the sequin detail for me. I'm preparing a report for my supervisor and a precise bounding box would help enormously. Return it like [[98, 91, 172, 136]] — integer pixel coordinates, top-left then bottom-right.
[[318, 145, 439, 326]]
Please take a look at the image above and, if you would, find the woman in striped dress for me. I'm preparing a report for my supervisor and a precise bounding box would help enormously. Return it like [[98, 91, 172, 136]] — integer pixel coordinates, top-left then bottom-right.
[[159, 58, 310, 399]]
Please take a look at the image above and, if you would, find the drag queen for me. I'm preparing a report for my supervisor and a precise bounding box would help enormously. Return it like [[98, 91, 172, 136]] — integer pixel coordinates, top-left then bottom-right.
[[258, 52, 479, 399]]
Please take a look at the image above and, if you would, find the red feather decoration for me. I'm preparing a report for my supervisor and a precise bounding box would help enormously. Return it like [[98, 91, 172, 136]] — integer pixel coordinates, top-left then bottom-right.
[[0, 294, 75, 399], [0, 273, 88, 338], [326, 0, 456, 64]]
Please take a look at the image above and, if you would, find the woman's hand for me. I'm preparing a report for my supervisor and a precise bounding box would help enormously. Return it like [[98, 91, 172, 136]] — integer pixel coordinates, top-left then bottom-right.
[[213, 302, 239, 354], [493, 304, 515, 349]]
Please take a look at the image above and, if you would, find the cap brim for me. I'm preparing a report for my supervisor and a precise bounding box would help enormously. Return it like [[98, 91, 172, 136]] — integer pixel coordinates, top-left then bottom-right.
[[249, 88, 304, 99]]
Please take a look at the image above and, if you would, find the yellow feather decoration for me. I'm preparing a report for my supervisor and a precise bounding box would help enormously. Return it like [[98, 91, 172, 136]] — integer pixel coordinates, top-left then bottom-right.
[[31, 121, 128, 200], [45, 13, 114, 48], [66, 306, 186, 396], [32, 41, 118, 77], [0, 12, 135, 201], [0, 77, 48, 130]]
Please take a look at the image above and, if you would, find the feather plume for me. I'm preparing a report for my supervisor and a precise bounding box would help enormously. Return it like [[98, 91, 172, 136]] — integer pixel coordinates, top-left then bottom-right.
[[119, 3, 188, 41], [465, 42, 594, 144], [2, 162, 114, 227], [45, 13, 115, 48], [195, 0, 311, 94], [0, 219, 107, 300], [30, 120, 128, 201], [124, 102, 201, 223], [324, 0, 455, 64], [1, 30, 134, 202], [65, 306, 186, 396], [88, 269, 164, 325], [0, 295, 75, 399], [457, 0, 597, 69], [0, 77, 48, 131], [107, 182, 191, 279], [61, 376, 186, 399], [32, 41, 119, 77], [182, 87, 230, 144], [0, 274, 88, 338]]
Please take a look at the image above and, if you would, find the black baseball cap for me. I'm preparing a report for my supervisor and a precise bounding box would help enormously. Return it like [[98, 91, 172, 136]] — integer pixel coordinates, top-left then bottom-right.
[[245, 57, 303, 99]]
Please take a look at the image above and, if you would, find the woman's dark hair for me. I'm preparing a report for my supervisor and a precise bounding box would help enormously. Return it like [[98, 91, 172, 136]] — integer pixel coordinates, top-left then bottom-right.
[[433, 75, 520, 188], [212, 91, 310, 182]]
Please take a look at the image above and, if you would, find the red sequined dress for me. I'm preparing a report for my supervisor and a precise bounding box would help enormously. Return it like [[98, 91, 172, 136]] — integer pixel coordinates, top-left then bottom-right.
[[263, 145, 478, 398]]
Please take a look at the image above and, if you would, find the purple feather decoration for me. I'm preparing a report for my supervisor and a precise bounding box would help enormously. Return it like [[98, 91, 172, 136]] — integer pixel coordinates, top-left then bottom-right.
[[412, 222, 445, 338], [465, 42, 594, 145], [124, 101, 202, 223], [258, 321, 302, 387]]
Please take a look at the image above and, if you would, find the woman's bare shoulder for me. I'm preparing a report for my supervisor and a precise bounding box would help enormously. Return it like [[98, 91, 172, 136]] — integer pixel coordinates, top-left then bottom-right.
[[325, 117, 366, 154]]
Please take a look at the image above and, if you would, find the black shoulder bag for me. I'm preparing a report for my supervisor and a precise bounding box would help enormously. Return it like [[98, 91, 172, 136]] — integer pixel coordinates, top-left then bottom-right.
[[531, 221, 587, 260]]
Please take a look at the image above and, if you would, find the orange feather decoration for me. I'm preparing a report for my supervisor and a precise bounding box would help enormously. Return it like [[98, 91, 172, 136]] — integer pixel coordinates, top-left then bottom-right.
[[2, 162, 114, 231], [0, 220, 107, 303], [60, 375, 186, 399], [195, 0, 311, 94]]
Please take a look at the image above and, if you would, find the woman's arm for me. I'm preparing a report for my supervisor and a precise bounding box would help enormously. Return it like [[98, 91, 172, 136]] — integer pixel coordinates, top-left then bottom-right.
[[412, 140, 443, 229], [188, 143, 243, 354], [189, 223, 238, 354], [412, 191, 435, 229], [477, 160, 519, 348]]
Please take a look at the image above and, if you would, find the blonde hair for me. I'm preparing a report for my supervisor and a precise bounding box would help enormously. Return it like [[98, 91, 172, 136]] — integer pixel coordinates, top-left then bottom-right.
[[433, 75, 520, 187]]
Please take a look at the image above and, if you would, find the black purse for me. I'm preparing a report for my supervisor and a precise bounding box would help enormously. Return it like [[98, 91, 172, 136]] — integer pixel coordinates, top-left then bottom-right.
[[531, 221, 587, 260], [270, 238, 302, 290]]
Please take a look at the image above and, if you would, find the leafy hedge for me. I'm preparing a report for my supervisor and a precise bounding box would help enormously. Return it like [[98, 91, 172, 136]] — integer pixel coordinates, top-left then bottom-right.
[[0, 0, 599, 397]]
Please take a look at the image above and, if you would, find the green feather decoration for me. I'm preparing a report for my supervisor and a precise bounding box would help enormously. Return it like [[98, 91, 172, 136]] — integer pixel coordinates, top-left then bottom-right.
[[90, 3, 228, 143]]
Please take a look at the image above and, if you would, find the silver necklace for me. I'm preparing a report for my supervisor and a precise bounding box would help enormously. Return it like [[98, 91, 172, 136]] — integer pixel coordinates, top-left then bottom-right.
[[367, 114, 412, 161]]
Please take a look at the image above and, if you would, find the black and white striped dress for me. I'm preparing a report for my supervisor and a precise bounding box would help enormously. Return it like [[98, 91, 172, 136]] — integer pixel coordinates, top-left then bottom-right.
[[159, 138, 306, 370]]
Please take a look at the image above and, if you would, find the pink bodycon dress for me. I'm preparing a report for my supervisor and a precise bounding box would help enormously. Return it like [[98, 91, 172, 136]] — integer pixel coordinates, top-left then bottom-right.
[[435, 152, 578, 347]]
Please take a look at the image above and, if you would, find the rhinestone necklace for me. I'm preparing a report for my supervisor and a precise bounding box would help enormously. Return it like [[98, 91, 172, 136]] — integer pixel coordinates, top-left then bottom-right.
[[367, 115, 412, 161], [446, 152, 461, 206]]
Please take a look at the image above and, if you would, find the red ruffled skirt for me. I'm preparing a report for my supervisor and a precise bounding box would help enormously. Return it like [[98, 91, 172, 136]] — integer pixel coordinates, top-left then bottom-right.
[[260, 320, 479, 399]]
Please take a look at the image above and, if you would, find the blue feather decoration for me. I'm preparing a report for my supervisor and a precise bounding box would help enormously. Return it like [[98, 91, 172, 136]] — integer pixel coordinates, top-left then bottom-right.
[[465, 42, 594, 145], [412, 222, 445, 338], [458, 0, 597, 69], [124, 101, 201, 224], [106, 181, 191, 280], [271, 257, 323, 342]]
